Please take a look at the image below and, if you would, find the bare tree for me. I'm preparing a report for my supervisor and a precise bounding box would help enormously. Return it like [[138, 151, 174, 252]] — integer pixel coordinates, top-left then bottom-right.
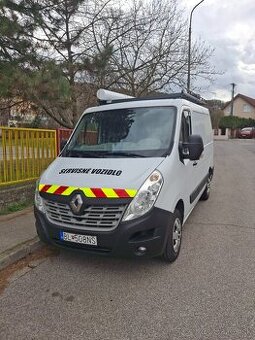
[[90, 0, 215, 96], [0, 0, 216, 128]]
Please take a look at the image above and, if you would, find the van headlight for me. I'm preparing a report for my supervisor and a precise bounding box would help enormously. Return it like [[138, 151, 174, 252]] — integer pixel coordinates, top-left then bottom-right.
[[122, 170, 163, 221], [35, 180, 45, 213]]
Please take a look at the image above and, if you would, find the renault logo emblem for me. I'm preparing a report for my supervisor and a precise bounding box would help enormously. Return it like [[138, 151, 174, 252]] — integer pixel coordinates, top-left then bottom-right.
[[70, 194, 83, 214]]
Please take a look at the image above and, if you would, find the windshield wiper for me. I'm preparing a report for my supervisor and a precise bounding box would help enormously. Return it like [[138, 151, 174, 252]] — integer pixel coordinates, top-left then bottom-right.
[[64, 150, 106, 158], [64, 149, 146, 158], [98, 151, 146, 158]]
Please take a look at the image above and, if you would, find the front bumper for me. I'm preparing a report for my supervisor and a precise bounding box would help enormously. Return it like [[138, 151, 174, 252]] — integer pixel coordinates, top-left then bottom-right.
[[34, 206, 174, 258]]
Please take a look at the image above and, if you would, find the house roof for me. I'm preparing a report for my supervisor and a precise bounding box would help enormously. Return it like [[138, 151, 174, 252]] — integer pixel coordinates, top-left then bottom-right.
[[223, 93, 255, 109]]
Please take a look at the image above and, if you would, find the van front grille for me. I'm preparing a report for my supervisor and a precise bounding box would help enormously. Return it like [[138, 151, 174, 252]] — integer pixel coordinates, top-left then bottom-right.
[[43, 199, 127, 231]]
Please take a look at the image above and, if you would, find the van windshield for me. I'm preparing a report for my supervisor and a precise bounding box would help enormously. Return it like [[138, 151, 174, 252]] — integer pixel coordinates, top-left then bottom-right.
[[63, 106, 176, 158]]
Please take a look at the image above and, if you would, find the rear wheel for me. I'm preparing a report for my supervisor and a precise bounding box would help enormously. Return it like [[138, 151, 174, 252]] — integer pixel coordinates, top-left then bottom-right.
[[162, 209, 182, 263]]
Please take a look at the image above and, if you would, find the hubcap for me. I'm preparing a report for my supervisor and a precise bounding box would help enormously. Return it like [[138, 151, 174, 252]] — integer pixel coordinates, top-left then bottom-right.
[[172, 218, 182, 253]]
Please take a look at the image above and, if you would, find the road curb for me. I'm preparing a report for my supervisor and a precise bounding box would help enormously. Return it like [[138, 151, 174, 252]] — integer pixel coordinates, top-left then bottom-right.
[[0, 237, 42, 271], [0, 206, 33, 222]]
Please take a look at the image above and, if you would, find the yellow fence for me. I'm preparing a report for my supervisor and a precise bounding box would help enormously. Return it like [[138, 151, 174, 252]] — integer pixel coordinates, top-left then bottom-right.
[[0, 127, 57, 186]]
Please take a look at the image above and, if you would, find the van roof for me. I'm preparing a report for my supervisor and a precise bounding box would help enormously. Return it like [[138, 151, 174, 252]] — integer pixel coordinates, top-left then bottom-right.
[[98, 92, 207, 107]]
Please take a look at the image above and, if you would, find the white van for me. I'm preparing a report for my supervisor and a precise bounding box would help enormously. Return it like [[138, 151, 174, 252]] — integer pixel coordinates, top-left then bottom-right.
[[34, 90, 214, 262]]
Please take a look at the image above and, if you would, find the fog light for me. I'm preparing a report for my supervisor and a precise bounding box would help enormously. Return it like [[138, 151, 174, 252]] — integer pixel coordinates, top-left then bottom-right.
[[136, 246, 147, 256]]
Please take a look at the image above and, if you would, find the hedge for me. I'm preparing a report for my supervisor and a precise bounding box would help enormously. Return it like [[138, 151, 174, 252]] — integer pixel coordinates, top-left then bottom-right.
[[219, 116, 255, 129]]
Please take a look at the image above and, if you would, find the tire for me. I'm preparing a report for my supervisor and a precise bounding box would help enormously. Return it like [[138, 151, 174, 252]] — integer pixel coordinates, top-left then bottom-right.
[[200, 174, 212, 201], [162, 209, 182, 263]]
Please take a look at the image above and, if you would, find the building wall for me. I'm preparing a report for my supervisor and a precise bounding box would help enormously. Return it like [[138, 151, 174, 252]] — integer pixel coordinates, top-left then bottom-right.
[[224, 97, 255, 119]]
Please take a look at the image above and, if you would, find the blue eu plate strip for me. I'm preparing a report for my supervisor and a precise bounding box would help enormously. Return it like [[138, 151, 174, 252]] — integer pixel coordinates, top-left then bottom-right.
[[59, 231, 64, 240]]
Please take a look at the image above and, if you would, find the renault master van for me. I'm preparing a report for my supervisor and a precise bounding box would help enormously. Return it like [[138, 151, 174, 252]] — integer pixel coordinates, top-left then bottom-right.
[[34, 90, 214, 262]]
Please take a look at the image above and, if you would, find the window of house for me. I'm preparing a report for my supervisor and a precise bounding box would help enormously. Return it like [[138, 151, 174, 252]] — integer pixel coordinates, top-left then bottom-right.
[[225, 106, 231, 114], [243, 104, 252, 113]]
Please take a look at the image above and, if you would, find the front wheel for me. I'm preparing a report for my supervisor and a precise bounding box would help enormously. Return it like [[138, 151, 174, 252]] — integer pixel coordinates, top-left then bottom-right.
[[200, 175, 212, 201], [162, 209, 182, 263]]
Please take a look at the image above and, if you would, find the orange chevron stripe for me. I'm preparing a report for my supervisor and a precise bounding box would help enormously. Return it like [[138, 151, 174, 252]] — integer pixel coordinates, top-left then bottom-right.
[[39, 184, 137, 198]]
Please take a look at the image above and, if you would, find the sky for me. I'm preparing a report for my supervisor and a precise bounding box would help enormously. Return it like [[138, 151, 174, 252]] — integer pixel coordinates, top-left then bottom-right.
[[181, 0, 255, 101]]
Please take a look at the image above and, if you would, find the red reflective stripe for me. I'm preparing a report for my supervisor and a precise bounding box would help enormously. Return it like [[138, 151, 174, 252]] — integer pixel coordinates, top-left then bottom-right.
[[91, 188, 107, 198], [114, 189, 130, 198], [54, 186, 69, 195], [40, 185, 133, 198], [41, 185, 51, 192]]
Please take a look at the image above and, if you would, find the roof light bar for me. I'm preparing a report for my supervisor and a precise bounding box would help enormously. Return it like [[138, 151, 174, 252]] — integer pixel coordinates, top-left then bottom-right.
[[97, 89, 134, 103]]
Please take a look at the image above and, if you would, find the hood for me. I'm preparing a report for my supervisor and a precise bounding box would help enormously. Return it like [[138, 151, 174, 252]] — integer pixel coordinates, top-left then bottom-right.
[[40, 156, 164, 190]]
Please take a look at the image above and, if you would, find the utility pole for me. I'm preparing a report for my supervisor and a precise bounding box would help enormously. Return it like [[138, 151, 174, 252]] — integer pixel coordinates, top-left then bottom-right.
[[230, 83, 236, 116], [187, 0, 205, 92]]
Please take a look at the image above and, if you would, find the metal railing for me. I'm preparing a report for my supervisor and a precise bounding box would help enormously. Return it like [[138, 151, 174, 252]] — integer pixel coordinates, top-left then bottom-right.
[[0, 127, 57, 186]]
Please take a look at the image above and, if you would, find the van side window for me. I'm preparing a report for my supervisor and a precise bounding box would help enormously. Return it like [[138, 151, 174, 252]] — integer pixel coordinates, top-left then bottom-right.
[[180, 110, 192, 143], [179, 110, 191, 160]]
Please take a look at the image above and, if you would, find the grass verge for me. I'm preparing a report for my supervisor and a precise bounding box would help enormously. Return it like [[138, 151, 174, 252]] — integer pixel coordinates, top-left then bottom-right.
[[0, 200, 33, 216]]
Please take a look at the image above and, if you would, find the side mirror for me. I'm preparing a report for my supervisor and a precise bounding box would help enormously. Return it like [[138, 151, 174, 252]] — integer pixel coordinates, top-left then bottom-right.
[[60, 139, 67, 151], [181, 135, 204, 161]]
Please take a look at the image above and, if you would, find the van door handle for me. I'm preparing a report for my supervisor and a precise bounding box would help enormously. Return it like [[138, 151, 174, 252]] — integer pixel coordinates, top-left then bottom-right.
[[193, 161, 198, 166]]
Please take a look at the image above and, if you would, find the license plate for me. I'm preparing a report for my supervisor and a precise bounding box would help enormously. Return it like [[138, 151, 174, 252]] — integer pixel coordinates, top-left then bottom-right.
[[60, 231, 97, 246]]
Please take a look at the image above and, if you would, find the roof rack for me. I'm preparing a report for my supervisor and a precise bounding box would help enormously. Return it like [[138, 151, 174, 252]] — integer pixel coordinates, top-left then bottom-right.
[[97, 89, 207, 107]]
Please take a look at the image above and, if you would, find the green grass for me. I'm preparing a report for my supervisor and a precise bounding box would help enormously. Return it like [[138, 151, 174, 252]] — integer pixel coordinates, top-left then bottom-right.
[[0, 200, 33, 216]]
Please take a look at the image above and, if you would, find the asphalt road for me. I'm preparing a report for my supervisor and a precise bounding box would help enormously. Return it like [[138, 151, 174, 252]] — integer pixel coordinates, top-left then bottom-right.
[[1, 140, 255, 340]]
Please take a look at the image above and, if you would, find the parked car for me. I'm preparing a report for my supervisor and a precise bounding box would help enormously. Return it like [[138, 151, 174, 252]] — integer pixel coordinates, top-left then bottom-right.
[[238, 127, 255, 139]]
